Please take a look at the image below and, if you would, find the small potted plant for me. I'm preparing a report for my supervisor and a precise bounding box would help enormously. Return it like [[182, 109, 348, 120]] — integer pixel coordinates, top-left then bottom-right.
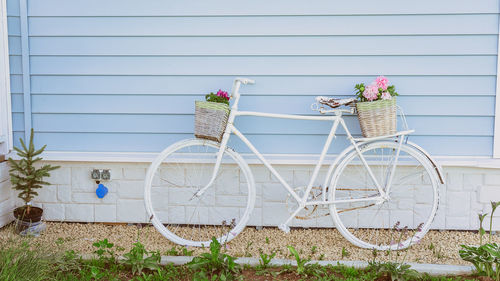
[[354, 76, 398, 138], [8, 129, 60, 235], [194, 89, 231, 142]]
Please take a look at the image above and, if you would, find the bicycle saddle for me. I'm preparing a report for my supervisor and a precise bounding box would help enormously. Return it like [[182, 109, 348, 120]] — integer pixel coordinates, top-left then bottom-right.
[[315, 96, 356, 108]]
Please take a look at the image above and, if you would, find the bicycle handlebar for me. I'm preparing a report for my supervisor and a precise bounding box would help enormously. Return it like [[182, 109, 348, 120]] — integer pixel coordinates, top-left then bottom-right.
[[235, 77, 255, 85]]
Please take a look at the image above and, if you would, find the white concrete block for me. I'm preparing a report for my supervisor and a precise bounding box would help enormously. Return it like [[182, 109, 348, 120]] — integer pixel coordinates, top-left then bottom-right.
[[270, 167, 293, 184], [216, 195, 249, 207], [446, 171, 463, 191], [446, 191, 470, 216], [0, 198, 13, 216], [414, 186, 434, 204], [167, 206, 185, 224], [123, 168, 146, 180], [317, 212, 335, 228], [71, 167, 95, 190], [0, 180, 11, 203], [169, 187, 215, 206], [463, 174, 482, 191], [36, 185, 58, 203], [262, 183, 286, 202], [72, 192, 117, 204], [215, 179, 242, 195], [485, 174, 500, 186], [251, 183, 263, 196], [117, 199, 146, 222], [0, 213, 14, 228], [262, 203, 289, 226], [391, 209, 415, 228], [247, 165, 270, 183], [57, 185, 72, 203], [358, 209, 389, 228], [470, 191, 485, 212], [95, 205, 116, 222], [48, 167, 71, 185], [159, 166, 184, 187], [214, 169, 239, 189], [446, 216, 469, 229], [151, 187, 169, 210], [293, 170, 310, 187], [0, 162, 9, 182], [430, 209, 446, 229], [246, 207, 262, 226], [479, 186, 500, 203], [65, 204, 94, 222], [42, 203, 65, 221], [117, 180, 143, 199]]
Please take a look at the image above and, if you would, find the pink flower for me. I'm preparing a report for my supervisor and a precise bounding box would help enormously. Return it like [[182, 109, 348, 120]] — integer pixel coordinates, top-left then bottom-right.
[[381, 91, 391, 100], [363, 83, 379, 101], [375, 76, 389, 90], [216, 89, 230, 101]]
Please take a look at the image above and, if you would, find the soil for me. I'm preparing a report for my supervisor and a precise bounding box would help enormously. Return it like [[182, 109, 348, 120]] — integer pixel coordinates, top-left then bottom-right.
[[13, 206, 43, 222]]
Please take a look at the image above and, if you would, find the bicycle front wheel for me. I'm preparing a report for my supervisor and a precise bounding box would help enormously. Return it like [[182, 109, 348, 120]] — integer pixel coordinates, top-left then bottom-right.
[[329, 141, 439, 250], [144, 139, 256, 247]]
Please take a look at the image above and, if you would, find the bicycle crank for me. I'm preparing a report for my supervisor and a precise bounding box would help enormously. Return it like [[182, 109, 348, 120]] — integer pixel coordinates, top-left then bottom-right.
[[285, 186, 330, 220]]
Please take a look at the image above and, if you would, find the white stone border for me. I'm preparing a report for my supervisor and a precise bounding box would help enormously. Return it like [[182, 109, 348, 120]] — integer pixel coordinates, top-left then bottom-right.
[[159, 256, 475, 276]]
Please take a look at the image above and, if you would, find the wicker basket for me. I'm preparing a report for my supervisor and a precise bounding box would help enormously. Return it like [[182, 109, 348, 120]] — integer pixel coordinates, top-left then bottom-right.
[[194, 101, 230, 142], [356, 98, 396, 138]]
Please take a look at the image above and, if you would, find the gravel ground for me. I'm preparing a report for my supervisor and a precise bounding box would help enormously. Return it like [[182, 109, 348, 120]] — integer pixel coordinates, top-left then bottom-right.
[[1, 222, 498, 265]]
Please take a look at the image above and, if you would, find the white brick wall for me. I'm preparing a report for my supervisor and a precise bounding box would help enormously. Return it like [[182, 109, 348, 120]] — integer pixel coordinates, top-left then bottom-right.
[[0, 162, 13, 227], [9, 161, 496, 231]]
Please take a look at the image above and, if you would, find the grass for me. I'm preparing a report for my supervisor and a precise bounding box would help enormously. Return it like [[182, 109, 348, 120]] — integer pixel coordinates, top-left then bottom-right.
[[0, 235, 486, 281]]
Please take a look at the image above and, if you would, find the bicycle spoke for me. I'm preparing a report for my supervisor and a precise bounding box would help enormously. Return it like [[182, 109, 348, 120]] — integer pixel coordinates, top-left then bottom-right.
[[330, 141, 438, 250]]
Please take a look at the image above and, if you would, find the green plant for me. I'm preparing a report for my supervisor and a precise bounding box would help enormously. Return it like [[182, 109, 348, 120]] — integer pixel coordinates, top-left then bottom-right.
[[460, 243, 499, 280], [244, 241, 253, 257], [205, 90, 230, 105], [165, 245, 194, 257], [460, 201, 500, 281], [257, 248, 276, 270], [123, 241, 161, 275], [368, 261, 420, 281], [489, 202, 500, 243], [92, 238, 116, 261], [0, 240, 55, 281], [311, 245, 318, 255], [341, 247, 350, 258], [187, 237, 240, 280], [8, 128, 60, 214], [287, 245, 310, 275], [354, 76, 398, 102], [478, 213, 488, 245]]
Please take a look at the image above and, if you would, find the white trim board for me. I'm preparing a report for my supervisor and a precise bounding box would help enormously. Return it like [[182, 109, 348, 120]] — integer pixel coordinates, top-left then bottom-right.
[[493, 15, 500, 158], [7, 151, 500, 169], [0, 0, 12, 155]]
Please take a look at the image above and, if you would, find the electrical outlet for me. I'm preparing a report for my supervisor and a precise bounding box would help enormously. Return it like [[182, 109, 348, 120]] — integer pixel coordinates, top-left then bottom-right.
[[91, 169, 101, 180], [101, 169, 111, 180]]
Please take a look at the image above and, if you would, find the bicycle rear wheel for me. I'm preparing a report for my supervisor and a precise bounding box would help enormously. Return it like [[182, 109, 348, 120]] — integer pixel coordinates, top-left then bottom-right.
[[329, 141, 439, 250], [144, 139, 255, 247]]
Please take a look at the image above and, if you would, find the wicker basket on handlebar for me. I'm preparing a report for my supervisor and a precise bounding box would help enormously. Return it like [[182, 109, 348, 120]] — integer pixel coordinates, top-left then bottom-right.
[[194, 101, 230, 142], [356, 98, 396, 138]]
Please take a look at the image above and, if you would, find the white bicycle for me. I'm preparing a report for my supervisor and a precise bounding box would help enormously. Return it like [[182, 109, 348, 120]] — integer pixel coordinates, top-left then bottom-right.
[[144, 78, 444, 250]]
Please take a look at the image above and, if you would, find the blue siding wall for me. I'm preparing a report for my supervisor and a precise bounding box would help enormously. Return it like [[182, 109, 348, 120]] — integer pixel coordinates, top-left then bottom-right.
[[7, 0, 23, 144], [6, 0, 499, 156]]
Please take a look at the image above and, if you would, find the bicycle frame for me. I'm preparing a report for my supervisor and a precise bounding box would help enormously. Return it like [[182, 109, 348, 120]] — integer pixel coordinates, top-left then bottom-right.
[[194, 78, 404, 230]]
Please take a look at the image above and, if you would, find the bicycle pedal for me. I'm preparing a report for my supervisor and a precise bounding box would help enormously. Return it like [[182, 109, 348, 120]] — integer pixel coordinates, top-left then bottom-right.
[[278, 224, 290, 233]]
